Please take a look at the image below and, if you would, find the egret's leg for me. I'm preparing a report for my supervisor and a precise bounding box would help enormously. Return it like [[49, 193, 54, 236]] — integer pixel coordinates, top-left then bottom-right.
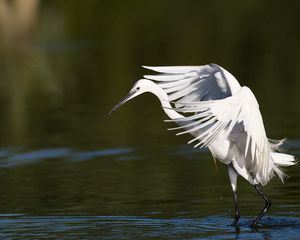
[[228, 165, 240, 226], [251, 185, 272, 227]]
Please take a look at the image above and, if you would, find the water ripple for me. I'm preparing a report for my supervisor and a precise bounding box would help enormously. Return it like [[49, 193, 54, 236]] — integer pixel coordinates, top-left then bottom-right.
[[0, 215, 299, 239]]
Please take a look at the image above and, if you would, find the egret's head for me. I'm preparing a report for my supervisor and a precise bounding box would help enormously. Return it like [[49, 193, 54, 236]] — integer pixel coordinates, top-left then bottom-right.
[[109, 79, 154, 114]]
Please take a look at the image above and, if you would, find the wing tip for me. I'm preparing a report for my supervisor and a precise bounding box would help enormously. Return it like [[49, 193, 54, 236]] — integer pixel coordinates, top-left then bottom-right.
[[142, 65, 201, 74], [142, 65, 153, 70]]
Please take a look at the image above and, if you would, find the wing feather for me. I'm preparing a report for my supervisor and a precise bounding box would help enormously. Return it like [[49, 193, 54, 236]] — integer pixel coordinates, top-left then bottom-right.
[[169, 86, 273, 185], [143, 66, 200, 74], [143, 64, 239, 103], [143, 64, 294, 185]]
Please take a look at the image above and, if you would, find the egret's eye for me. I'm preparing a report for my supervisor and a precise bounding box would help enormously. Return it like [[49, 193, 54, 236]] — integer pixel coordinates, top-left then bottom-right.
[[136, 86, 140, 90]]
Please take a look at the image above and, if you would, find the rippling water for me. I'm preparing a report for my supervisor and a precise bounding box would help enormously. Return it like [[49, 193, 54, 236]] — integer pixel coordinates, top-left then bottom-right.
[[0, 1, 299, 239], [1, 214, 300, 239], [0, 143, 299, 239]]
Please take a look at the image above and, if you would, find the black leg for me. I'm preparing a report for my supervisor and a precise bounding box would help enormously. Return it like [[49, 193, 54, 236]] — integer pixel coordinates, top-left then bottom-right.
[[251, 184, 272, 227], [228, 165, 240, 227], [232, 190, 240, 227]]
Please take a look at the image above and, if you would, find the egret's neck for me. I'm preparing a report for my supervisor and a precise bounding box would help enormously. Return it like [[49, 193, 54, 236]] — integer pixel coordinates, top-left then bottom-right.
[[148, 83, 183, 120], [149, 82, 206, 138], [144, 80, 224, 158]]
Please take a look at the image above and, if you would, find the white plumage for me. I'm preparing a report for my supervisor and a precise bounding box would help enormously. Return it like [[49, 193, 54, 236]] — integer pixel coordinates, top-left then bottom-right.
[[143, 64, 294, 186], [110, 63, 295, 227]]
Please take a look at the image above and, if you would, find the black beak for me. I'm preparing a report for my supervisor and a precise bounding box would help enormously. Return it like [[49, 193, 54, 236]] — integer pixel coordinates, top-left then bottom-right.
[[108, 91, 136, 115]]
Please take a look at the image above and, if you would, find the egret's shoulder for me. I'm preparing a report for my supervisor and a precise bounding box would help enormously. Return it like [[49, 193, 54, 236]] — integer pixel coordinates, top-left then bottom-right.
[[239, 86, 259, 107]]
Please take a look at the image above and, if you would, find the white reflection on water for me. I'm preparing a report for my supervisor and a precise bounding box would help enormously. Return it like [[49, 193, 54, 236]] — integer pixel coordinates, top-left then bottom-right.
[[0, 138, 297, 168], [0, 147, 135, 168]]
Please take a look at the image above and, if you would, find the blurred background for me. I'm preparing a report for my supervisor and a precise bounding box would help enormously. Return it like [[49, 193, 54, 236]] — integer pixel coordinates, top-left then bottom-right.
[[0, 0, 299, 239]]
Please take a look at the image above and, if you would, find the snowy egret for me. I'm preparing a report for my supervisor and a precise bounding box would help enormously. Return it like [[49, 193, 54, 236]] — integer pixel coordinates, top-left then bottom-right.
[[109, 64, 295, 227]]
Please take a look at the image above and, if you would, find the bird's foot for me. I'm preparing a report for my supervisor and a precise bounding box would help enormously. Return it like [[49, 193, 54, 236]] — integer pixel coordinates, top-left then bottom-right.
[[231, 221, 238, 227], [230, 222, 240, 233], [230, 212, 240, 227], [250, 222, 263, 228]]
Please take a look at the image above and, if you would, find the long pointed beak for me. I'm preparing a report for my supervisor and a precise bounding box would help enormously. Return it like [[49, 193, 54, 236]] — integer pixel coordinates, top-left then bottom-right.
[[108, 91, 136, 115]]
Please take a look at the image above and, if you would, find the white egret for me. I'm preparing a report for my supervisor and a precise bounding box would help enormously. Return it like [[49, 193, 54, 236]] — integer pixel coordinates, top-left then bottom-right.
[[109, 63, 295, 227]]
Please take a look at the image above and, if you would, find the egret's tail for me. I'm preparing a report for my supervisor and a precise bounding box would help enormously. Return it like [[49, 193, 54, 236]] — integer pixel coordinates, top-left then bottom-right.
[[271, 152, 296, 183], [265, 139, 296, 183], [269, 138, 296, 167], [272, 152, 296, 167]]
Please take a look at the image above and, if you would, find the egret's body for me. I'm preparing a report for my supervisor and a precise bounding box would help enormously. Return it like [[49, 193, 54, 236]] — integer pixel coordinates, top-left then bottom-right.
[[110, 64, 295, 227]]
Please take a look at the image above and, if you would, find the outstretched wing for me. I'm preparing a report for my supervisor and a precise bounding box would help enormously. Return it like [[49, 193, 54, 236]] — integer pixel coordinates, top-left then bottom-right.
[[169, 86, 272, 185], [143, 64, 241, 104]]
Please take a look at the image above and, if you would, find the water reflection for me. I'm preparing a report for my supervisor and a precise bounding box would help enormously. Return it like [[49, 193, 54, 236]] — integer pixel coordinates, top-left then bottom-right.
[[0, 147, 136, 168], [0, 0, 39, 46]]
